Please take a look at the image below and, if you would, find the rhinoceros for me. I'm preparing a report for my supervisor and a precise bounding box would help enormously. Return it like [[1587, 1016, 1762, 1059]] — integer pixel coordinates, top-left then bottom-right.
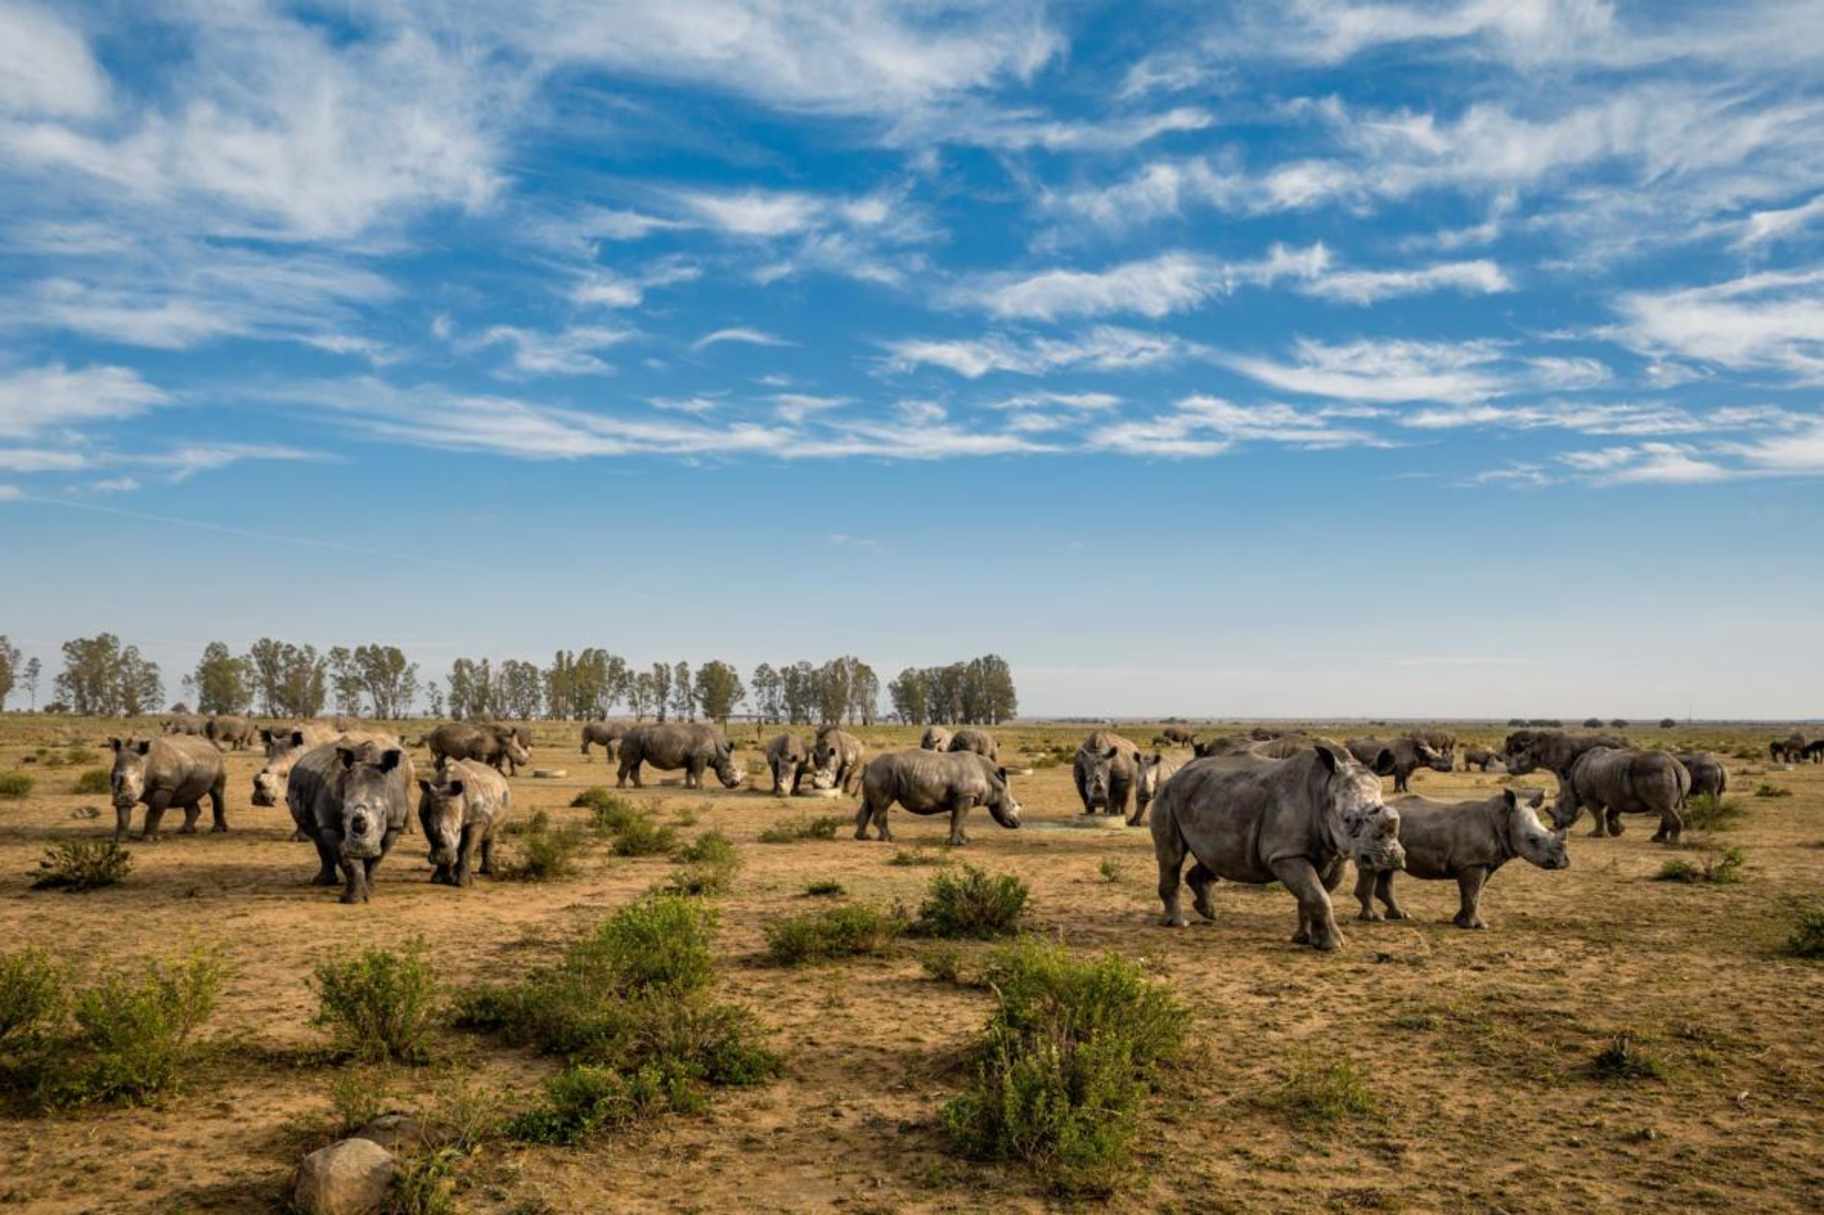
[[854, 750, 1021, 846], [1548, 746, 1691, 843], [288, 737, 416, 903], [617, 722, 742, 789], [1675, 752, 1728, 800], [416, 756, 510, 887], [423, 722, 531, 776], [1072, 731, 1141, 817], [1129, 751, 1174, 827], [579, 721, 627, 761], [109, 735, 228, 842], [919, 726, 953, 752], [1414, 729, 1457, 763], [204, 714, 257, 751], [1769, 734, 1806, 763], [1346, 736, 1452, 794], [1806, 739, 1824, 764], [1463, 745, 1501, 772], [1502, 730, 1629, 781], [1192, 735, 1245, 758], [764, 733, 809, 797], [1158, 726, 1196, 748], [811, 726, 865, 794], [253, 724, 339, 814], [1148, 742, 1403, 950], [946, 727, 998, 761], [161, 715, 208, 738], [1353, 789, 1568, 929]]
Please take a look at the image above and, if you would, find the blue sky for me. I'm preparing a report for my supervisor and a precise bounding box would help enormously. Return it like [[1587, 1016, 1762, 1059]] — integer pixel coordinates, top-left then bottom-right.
[[2, 1, 1821, 718]]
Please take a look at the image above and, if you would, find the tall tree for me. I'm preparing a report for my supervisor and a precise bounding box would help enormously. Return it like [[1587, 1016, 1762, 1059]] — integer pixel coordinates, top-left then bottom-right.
[[426, 680, 445, 719], [447, 658, 492, 720], [628, 670, 656, 720], [495, 659, 542, 721], [649, 662, 672, 723], [355, 644, 419, 719], [327, 646, 364, 716], [749, 663, 782, 724], [693, 661, 745, 725], [191, 642, 254, 715], [0, 635, 19, 710], [671, 661, 694, 721], [22, 656, 41, 710], [118, 646, 163, 716], [245, 638, 287, 716], [888, 668, 929, 724], [55, 633, 124, 715]]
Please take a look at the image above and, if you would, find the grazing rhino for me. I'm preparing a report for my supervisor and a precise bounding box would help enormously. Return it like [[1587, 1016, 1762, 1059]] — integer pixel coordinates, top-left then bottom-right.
[[1192, 735, 1244, 758], [161, 715, 208, 737], [811, 726, 865, 794], [1806, 739, 1824, 764], [579, 721, 627, 761], [1768, 736, 1801, 763], [1549, 747, 1692, 843], [946, 727, 998, 761], [1501, 731, 1629, 783], [617, 722, 743, 789], [920, 726, 952, 752], [423, 722, 531, 776], [416, 756, 510, 887], [1354, 789, 1568, 929], [1159, 726, 1196, 747], [764, 733, 809, 797], [854, 749, 1021, 846], [288, 737, 416, 904], [204, 714, 257, 751], [1149, 743, 1403, 951], [1346, 736, 1452, 794], [1248, 727, 1285, 742], [109, 735, 228, 842], [490, 722, 534, 760], [253, 724, 339, 812], [1073, 731, 1141, 817], [1463, 745, 1501, 772], [1414, 729, 1457, 763], [1129, 751, 1174, 827], [1676, 752, 1728, 800]]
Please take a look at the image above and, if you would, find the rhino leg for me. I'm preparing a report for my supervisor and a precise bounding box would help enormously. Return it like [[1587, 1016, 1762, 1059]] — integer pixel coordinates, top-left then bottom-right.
[[177, 800, 203, 834], [1605, 807, 1624, 837], [685, 759, 704, 790], [310, 831, 342, 886], [478, 831, 496, 877], [1153, 819, 1190, 928], [1187, 862, 1218, 921], [1273, 857, 1343, 951], [1452, 868, 1489, 929], [454, 824, 482, 887], [114, 799, 136, 843], [617, 758, 641, 788], [1353, 867, 1382, 921], [1073, 767, 1092, 815], [1375, 870, 1407, 920], [338, 856, 364, 904], [140, 792, 173, 842], [430, 864, 453, 885], [946, 798, 970, 847], [208, 779, 228, 832]]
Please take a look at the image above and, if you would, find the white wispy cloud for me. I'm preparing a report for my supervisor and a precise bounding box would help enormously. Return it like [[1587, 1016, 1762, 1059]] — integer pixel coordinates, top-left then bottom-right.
[[883, 326, 1195, 378], [692, 327, 793, 352], [478, 325, 637, 377], [0, 363, 169, 437], [1089, 395, 1387, 457], [0, 2, 110, 117], [571, 259, 700, 309], [952, 245, 1332, 321], [1299, 259, 1511, 304], [1610, 269, 1824, 382]]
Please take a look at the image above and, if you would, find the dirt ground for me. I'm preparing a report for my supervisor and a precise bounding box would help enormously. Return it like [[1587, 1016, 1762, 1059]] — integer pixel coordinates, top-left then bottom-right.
[[0, 717, 1820, 1214]]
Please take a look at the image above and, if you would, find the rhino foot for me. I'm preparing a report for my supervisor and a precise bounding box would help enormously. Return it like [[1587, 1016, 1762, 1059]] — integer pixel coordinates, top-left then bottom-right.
[[1383, 907, 1409, 921], [1452, 915, 1487, 930], [338, 890, 359, 905], [289, 830, 309, 842], [211, 823, 229, 834], [1307, 928, 1344, 951], [177, 825, 197, 835], [311, 870, 340, 887], [1161, 914, 1188, 928], [1357, 908, 1384, 923]]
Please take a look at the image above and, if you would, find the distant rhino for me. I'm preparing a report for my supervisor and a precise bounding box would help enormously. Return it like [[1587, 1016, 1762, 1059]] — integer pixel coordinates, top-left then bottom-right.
[[1159, 726, 1196, 747], [109, 735, 228, 842], [617, 722, 742, 789], [1072, 730, 1141, 818], [1806, 740, 1824, 764], [764, 733, 809, 797], [1413, 729, 1457, 761], [946, 727, 998, 761], [811, 726, 865, 794], [1129, 751, 1174, 827], [161, 715, 208, 738], [1549, 746, 1692, 844], [579, 721, 627, 761], [1675, 752, 1728, 800], [854, 749, 1021, 846], [920, 726, 953, 752], [287, 736, 416, 904], [1346, 736, 1452, 794], [416, 756, 510, 887], [423, 722, 531, 776], [1148, 742, 1403, 950], [1770, 734, 1807, 763], [1192, 735, 1244, 758], [1463, 746, 1501, 772], [1354, 789, 1568, 929], [204, 714, 257, 751], [1501, 731, 1629, 782]]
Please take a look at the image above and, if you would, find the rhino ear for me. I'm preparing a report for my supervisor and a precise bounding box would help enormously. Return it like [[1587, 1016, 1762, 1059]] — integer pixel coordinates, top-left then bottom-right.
[[997, 766, 1009, 782], [379, 749, 402, 773], [337, 746, 358, 769], [1314, 745, 1341, 774], [446, 779, 463, 796], [1373, 748, 1397, 776], [291, 731, 306, 747], [1104, 746, 1119, 760], [135, 739, 151, 756], [417, 779, 433, 796], [110, 737, 123, 752], [259, 728, 273, 745], [1528, 790, 1546, 808], [1502, 789, 1518, 812]]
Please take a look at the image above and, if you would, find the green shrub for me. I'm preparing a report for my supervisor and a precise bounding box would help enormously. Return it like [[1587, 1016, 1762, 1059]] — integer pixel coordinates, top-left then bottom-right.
[[1098, 858, 1122, 883], [886, 847, 950, 867], [1591, 1033, 1663, 1082], [328, 1068, 393, 1135], [918, 944, 964, 984], [1785, 901, 1824, 959], [664, 832, 742, 897], [72, 768, 111, 796], [914, 866, 1030, 939], [803, 880, 845, 898], [64, 747, 98, 766], [764, 905, 904, 966], [391, 1148, 461, 1215], [32, 840, 133, 891], [940, 941, 1185, 1196], [506, 1061, 697, 1145], [498, 810, 588, 881], [757, 815, 843, 844], [1262, 1054, 1379, 1127], [0, 771, 33, 799], [0, 950, 65, 1044], [1681, 794, 1746, 832], [1654, 846, 1746, 885], [570, 786, 623, 812], [312, 941, 439, 1064], [1754, 783, 1792, 798], [674, 830, 737, 866], [41, 753, 67, 769], [610, 814, 678, 857], [49, 951, 228, 1105]]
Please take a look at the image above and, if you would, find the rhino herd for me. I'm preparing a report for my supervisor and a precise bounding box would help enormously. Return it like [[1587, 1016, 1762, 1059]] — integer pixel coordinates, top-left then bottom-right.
[[96, 713, 1780, 946]]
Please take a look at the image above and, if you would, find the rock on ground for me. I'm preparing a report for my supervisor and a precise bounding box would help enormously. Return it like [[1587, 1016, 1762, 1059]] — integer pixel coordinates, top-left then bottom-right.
[[292, 1138, 397, 1215]]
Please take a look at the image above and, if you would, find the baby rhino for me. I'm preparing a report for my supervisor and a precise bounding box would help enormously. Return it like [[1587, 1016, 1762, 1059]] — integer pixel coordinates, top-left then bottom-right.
[[1355, 789, 1568, 930], [416, 757, 511, 887]]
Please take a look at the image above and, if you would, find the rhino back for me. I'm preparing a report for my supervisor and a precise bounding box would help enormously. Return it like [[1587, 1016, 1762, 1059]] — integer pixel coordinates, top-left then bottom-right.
[[1383, 795, 1504, 878], [149, 735, 225, 802]]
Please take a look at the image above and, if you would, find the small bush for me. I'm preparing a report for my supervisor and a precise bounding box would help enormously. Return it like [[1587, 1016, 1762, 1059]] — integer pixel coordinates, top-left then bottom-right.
[[1097, 858, 1122, 883], [0, 950, 65, 1044], [1263, 1055, 1380, 1127], [1654, 846, 1745, 885], [570, 786, 624, 812], [1785, 901, 1824, 959], [1591, 1033, 1663, 1082], [327, 1068, 393, 1135], [0, 771, 33, 799], [919, 944, 964, 983], [757, 815, 843, 844], [764, 905, 905, 966], [391, 1148, 461, 1215], [940, 941, 1186, 1195], [506, 1062, 696, 1145], [498, 810, 589, 881], [71, 768, 111, 796], [41, 753, 68, 769], [664, 831, 742, 897], [64, 747, 98, 765], [312, 941, 439, 1064], [803, 880, 845, 898], [887, 847, 950, 867], [610, 813, 677, 857], [32, 840, 133, 891], [914, 866, 1030, 939], [47, 951, 228, 1105], [1681, 794, 1746, 833], [1754, 783, 1792, 798]]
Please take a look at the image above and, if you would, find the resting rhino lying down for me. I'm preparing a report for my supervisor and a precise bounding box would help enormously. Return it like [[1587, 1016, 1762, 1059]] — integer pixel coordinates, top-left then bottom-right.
[[1149, 742, 1403, 951], [947, 727, 999, 761], [1354, 789, 1568, 929], [855, 749, 1021, 846]]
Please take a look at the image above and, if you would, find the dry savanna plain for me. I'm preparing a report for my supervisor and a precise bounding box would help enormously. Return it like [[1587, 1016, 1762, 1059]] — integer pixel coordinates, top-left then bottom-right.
[[0, 717, 1821, 1214]]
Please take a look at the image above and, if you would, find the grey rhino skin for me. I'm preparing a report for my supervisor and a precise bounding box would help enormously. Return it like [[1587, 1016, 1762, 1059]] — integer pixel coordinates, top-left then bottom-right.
[[1073, 730, 1141, 817], [618, 722, 743, 789], [424, 722, 531, 776], [1192, 735, 1245, 758], [288, 736, 416, 904], [416, 756, 510, 887], [1414, 729, 1457, 761], [580, 721, 627, 761], [1502, 730, 1630, 780], [1463, 745, 1501, 772], [1354, 789, 1568, 929], [205, 714, 258, 750], [946, 727, 998, 761], [1769, 733, 1807, 762], [1159, 726, 1196, 747], [854, 749, 1021, 846], [162, 715, 208, 737], [1549, 746, 1692, 843], [920, 726, 953, 752], [1346, 736, 1451, 793], [764, 733, 809, 796], [490, 722, 534, 756], [1128, 751, 1174, 827], [1148, 743, 1404, 951], [109, 735, 228, 842], [1675, 752, 1728, 800], [253, 724, 339, 812], [811, 726, 865, 794], [1249, 734, 1316, 760], [1806, 739, 1824, 764]]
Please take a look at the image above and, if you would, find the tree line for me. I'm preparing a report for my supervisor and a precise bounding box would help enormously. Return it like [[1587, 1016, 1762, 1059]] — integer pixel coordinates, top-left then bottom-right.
[[0, 635, 1018, 726]]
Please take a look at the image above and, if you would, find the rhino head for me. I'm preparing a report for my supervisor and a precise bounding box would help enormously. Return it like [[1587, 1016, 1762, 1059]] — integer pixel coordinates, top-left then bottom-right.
[[1134, 751, 1167, 815], [1316, 745, 1405, 870], [712, 742, 744, 789], [986, 766, 1022, 829], [109, 737, 153, 809], [252, 729, 308, 806], [417, 762, 468, 868], [1503, 789, 1569, 869], [494, 728, 531, 767], [1079, 745, 1122, 811], [1502, 732, 1543, 775], [335, 744, 402, 859], [1415, 741, 1453, 774]]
